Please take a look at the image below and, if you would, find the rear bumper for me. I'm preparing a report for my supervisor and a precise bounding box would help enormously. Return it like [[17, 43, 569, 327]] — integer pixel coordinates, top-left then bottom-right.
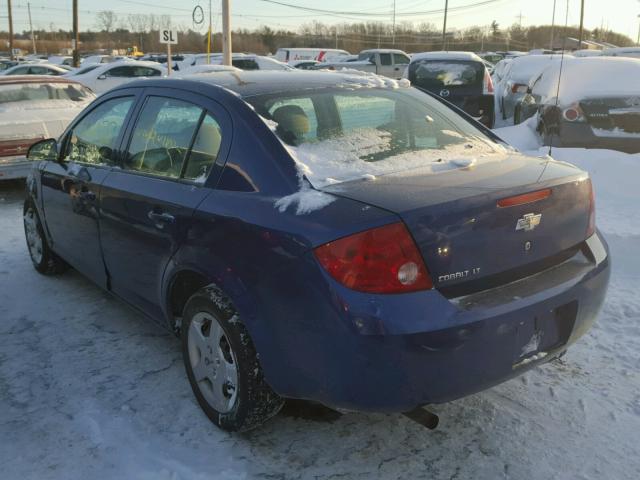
[[553, 122, 640, 153], [0, 158, 31, 180], [258, 232, 610, 412]]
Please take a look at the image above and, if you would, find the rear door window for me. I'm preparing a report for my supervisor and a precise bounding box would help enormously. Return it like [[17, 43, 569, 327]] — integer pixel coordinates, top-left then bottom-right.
[[183, 114, 223, 182], [125, 96, 203, 179], [411, 60, 483, 89], [393, 53, 410, 65]]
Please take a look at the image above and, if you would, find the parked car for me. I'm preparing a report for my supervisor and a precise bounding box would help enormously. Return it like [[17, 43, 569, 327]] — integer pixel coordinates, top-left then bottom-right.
[[274, 47, 350, 63], [516, 57, 640, 152], [179, 54, 292, 72], [406, 51, 495, 127], [0, 63, 69, 76], [48, 55, 74, 67], [322, 49, 411, 79], [495, 54, 570, 120], [23, 70, 609, 432], [0, 76, 94, 179], [68, 60, 166, 94]]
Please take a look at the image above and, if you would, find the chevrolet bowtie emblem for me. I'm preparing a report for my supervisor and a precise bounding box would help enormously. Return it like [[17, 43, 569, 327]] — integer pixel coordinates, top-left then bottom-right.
[[516, 213, 542, 232]]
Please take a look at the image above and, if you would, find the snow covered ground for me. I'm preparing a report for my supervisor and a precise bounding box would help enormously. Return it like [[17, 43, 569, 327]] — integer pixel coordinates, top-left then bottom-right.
[[1, 123, 640, 480]]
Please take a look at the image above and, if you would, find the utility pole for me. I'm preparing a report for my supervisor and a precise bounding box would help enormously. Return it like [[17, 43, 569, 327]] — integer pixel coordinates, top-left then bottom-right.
[[550, 0, 557, 50], [7, 0, 14, 60], [391, 0, 396, 46], [28, 2, 36, 55], [578, 0, 585, 49], [207, 0, 212, 64], [222, 0, 231, 66], [72, 0, 79, 67], [442, 0, 449, 50]]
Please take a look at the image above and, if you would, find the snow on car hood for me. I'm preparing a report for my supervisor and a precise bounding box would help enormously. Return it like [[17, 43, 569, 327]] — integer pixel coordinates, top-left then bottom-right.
[[0, 101, 88, 140]]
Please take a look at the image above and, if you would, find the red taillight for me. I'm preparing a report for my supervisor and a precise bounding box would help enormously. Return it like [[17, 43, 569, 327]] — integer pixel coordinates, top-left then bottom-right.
[[314, 222, 433, 294], [483, 70, 494, 94], [511, 83, 528, 94], [562, 104, 585, 122], [586, 179, 596, 238], [497, 188, 552, 208]]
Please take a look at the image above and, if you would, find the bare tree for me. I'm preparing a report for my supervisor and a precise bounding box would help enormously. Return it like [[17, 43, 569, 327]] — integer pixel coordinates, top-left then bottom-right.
[[96, 10, 118, 33]]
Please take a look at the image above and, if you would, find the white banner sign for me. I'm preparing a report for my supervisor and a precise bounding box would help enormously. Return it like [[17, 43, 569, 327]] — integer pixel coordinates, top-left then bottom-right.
[[159, 30, 178, 45]]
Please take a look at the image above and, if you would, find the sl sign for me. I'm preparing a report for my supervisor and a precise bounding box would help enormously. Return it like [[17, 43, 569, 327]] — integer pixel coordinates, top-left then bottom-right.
[[159, 30, 178, 75], [159, 30, 178, 45]]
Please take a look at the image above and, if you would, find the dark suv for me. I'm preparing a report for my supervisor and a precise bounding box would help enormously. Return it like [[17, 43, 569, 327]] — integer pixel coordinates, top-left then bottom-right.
[[407, 52, 495, 127]]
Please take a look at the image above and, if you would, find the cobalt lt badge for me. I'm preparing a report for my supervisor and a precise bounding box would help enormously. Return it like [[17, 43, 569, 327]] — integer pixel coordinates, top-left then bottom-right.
[[516, 213, 542, 232]]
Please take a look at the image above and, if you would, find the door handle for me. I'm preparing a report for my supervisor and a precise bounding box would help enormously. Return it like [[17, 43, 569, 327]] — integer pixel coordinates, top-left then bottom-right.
[[148, 210, 175, 228]]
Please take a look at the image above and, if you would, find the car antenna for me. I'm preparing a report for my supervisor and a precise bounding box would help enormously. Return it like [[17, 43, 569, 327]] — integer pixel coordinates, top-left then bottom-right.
[[548, 0, 571, 157]]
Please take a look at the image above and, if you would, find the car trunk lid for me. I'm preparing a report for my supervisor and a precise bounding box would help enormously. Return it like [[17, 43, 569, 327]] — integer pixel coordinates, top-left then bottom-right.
[[323, 153, 592, 296]]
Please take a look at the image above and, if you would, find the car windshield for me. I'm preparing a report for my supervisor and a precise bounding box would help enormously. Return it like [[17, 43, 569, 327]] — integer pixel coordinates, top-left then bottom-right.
[[410, 60, 483, 88], [247, 86, 504, 188], [0, 83, 94, 105]]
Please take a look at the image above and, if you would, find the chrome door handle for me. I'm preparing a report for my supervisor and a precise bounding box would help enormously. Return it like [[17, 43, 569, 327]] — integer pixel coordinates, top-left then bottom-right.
[[148, 210, 175, 228]]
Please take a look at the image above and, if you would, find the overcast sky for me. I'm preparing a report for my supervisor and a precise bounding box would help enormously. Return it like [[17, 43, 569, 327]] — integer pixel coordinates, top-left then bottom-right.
[[6, 0, 640, 40]]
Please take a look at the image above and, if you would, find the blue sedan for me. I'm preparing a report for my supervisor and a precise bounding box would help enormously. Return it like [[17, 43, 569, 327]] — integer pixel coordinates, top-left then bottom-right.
[[23, 71, 610, 431]]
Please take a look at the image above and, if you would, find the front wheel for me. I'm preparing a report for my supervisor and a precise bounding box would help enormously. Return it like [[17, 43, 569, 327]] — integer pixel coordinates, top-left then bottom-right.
[[23, 200, 67, 275], [181, 285, 284, 432]]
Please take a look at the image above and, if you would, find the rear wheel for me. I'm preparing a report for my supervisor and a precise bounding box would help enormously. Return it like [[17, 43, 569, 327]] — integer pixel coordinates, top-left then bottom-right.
[[181, 285, 284, 432], [23, 200, 67, 275]]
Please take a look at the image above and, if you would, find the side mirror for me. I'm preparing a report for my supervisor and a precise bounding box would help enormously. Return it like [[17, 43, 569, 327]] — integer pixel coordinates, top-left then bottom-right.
[[97, 74, 107, 80], [27, 138, 58, 161]]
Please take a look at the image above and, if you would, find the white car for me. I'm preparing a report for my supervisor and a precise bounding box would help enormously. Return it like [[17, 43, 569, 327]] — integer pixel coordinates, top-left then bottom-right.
[[48, 55, 74, 66], [66, 60, 166, 94], [495, 54, 572, 120], [0, 76, 95, 179], [1, 63, 68, 76], [180, 54, 292, 71]]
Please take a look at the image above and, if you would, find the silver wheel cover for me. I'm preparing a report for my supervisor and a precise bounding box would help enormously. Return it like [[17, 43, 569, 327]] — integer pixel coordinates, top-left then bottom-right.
[[187, 312, 239, 413]]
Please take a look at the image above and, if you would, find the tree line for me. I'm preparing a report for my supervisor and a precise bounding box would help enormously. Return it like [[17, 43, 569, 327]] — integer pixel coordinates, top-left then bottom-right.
[[0, 13, 635, 55]]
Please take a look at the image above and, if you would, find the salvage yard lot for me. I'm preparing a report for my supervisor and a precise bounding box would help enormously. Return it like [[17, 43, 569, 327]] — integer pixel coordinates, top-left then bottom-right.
[[1, 140, 640, 480]]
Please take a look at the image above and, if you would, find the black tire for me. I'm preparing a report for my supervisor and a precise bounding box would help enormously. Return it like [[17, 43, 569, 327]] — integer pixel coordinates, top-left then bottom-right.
[[514, 105, 521, 125], [181, 285, 284, 432], [23, 199, 67, 275]]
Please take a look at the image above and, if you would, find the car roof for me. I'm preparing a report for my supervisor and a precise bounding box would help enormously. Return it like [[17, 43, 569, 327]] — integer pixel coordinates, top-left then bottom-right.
[[117, 70, 404, 98], [410, 51, 483, 63], [0, 75, 81, 85]]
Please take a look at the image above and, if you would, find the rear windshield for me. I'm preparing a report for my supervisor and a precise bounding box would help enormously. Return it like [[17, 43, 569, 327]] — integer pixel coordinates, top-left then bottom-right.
[[0, 83, 94, 104], [246, 85, 503, 188], [410, 60, 483, 89]]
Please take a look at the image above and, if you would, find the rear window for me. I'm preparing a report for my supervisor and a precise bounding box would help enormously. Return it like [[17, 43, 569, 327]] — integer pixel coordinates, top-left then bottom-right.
[[410, 60, 483, 88], [0, 83, 94, 104], [247, 86, 503, 188]]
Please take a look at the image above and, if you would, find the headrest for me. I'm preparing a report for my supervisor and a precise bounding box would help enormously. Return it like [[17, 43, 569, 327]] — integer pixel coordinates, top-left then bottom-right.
[[272, 105, 310, 145]]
